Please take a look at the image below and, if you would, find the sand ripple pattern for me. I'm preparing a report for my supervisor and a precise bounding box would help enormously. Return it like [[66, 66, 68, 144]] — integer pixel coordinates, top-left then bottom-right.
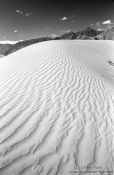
[[0, 41, 114, 175]]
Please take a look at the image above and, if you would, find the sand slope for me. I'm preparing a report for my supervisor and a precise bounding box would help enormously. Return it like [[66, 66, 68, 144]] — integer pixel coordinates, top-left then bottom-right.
[[0, 40, 114, 175]]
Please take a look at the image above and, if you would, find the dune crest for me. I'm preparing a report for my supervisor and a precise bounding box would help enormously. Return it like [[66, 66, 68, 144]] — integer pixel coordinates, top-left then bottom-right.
[[0, 40, 114, 175]]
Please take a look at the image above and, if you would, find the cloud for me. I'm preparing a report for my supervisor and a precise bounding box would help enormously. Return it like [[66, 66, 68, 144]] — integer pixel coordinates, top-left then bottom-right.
[[97, 28, 103, 31], [102, 20, 112, 25], [16, 10, 20, 13], [51, 34, 58, 38], [0, 40, 22, 44], [16, 10, 32, 17], [60, 15, 77, 23], [14, 30, 18, 33], [64, 29, 72, 33], [25, 12, 32, 17], [16, 9, 23, 15], [60, 17, 68, 21]]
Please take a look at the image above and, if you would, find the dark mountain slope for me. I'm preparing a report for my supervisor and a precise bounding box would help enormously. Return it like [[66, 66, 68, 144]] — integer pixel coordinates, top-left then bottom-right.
[[0, 27, 113, 56]]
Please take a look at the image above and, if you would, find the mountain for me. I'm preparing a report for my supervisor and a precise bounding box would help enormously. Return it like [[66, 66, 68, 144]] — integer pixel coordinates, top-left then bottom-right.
[[0, 41, 23, 56], [0, 27, 113, 56], [59, 27, 103, 40], [4, 37, 52, 56], [105, 27, 114, 40], [4, 27, 102, 56], [0, 43, 12, 56], [92, 27, 114, 40], [59, 31, 77, 39]]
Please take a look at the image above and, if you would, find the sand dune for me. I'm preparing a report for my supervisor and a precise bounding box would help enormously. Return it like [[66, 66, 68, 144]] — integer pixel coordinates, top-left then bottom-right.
[[0, 40, 114, 175]]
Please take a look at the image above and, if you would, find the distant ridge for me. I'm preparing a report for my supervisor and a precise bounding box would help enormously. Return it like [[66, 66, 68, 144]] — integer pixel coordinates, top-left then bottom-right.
[[105, 27, 114, 40], [0, 27, 114, 56], [4, 37, 52, 56], [0, 43, 12, 56], [59, 27, 102, 40]]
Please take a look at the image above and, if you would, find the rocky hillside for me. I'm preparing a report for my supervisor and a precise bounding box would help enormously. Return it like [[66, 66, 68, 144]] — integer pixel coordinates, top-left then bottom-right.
[[105, 27, 114, 40], [0, 27, 113, 56], [4, 37, 52, 56], [92, 27, 114, 40], [59, 27, 102, 40], [0, 44, 12, 56]]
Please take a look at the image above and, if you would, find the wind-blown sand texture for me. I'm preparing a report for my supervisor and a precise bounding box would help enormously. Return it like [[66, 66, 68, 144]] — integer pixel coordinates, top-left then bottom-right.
[[0, 40, 114, 175]]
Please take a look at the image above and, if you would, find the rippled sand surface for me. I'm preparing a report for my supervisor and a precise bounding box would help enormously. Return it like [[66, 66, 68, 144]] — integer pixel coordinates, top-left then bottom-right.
[[0, 40, 114, 175]]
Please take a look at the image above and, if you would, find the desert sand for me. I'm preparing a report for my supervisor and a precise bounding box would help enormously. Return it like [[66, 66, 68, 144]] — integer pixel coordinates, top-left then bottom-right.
[[0, 40, 114, 175]]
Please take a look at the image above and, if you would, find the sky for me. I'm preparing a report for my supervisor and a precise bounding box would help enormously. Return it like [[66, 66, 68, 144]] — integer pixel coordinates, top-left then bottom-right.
[[0, 0, 114, 41]]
